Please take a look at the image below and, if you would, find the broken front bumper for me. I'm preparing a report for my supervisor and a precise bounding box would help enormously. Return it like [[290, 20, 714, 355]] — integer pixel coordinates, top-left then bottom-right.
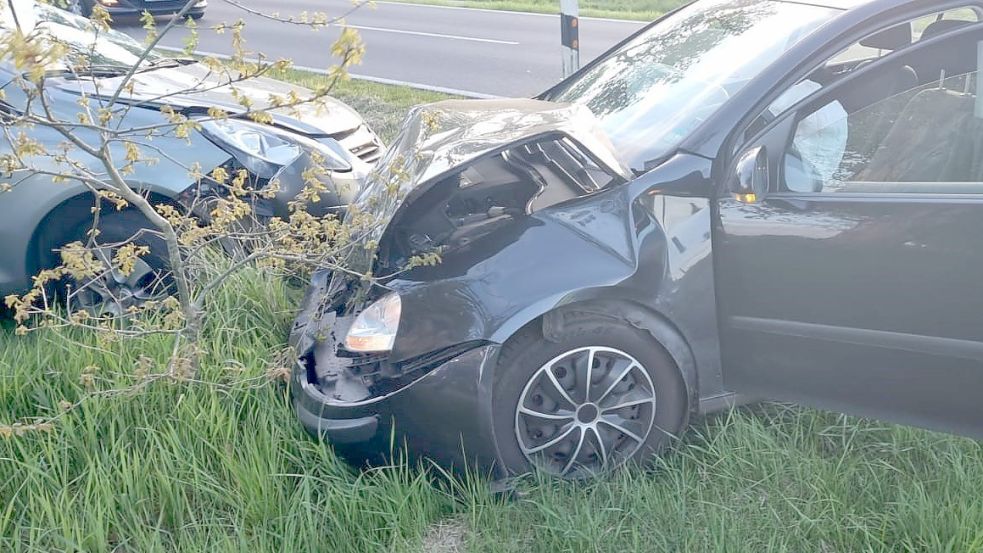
[[289, 280, 506, 472], [100, 0, 207, 18], [290, 345, 498, 448]]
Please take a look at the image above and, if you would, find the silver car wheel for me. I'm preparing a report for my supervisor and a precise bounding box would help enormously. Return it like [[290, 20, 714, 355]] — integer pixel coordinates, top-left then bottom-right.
[[514, 346, 657, 478], [67, 246, 169, 318]]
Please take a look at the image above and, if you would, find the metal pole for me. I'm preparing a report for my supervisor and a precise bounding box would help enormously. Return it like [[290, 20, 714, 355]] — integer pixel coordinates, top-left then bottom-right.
[[560, 0, 580, 78]]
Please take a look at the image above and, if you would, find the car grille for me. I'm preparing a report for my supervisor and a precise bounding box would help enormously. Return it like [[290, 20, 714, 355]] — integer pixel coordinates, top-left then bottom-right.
[[331, 125, 384, 165], [138, 0, 196, 8]]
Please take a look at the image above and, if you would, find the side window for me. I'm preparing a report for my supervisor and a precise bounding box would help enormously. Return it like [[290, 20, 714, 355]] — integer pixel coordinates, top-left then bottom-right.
[[824, 23, 910, 69], [745, 6, 982, 139], [782, 32, 983, 194], [913, 9, 980, 42]]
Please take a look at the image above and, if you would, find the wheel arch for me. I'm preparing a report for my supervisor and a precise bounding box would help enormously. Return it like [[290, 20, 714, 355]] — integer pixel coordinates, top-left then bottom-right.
[[494, 294, 701, 417], [26, 190, 181, 278]]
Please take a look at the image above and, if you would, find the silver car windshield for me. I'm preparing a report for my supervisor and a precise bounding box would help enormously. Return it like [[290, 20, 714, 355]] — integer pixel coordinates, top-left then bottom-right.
[[547, 0, 840, 173]]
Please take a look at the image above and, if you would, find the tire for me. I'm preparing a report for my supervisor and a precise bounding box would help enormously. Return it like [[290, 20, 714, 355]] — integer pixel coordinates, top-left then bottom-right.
[[64, 209, 173, 317], [492, 311, 688, 479]]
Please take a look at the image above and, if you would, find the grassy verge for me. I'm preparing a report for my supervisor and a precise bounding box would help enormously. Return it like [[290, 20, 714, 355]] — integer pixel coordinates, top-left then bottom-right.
[[377, 0, 686, 21], [0, 267, 458, 552], [3, 73, 983, 552], [278, 72, 454, 143]]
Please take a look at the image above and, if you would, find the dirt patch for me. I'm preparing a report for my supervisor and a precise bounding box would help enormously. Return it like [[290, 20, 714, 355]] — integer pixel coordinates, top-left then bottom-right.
[[419, 517, 468, 553]]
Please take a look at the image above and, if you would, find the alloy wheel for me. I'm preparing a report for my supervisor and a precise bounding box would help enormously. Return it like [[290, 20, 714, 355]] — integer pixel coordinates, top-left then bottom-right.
[[67, 246, 170, 318], [514, 346, 657, 478]]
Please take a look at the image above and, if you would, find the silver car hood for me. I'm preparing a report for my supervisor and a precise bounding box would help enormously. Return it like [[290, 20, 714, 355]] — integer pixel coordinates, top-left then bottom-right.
[[349, 98, 630, 271], [75, 63, 366, 136]]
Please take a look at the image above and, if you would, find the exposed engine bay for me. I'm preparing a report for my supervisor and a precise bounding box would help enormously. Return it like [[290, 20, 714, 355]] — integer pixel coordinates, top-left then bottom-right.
[[378, 135, 624, 270], [301, 135, 625, 402], [293, 99, 633, 403]]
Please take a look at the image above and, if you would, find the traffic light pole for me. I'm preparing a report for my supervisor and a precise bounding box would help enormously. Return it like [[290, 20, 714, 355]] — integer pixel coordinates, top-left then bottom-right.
[[560, 0, 580, 78]]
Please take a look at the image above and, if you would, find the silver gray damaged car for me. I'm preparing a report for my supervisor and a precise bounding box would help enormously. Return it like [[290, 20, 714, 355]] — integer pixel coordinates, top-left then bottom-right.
[[0, 1, 382, 313]]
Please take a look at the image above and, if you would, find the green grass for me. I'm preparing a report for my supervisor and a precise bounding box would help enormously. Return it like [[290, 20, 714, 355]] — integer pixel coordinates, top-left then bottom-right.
[[470, 412, 983, 552], [279, 71, 454, 143], [0, 268, 458, 552], [376, 0, 688, 21], [3, 72, 983, 552]]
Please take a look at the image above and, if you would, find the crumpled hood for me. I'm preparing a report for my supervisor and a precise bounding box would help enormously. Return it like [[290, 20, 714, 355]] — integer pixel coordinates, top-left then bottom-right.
[[73, 62, 365, 136], [348, 98, 630, 271]]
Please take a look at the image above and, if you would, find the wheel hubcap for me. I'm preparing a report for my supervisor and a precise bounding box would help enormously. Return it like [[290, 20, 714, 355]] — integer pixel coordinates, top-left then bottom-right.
[[68, 246, 169, 318], [576, 403, 599, 424], [515, 346, 657, 478]]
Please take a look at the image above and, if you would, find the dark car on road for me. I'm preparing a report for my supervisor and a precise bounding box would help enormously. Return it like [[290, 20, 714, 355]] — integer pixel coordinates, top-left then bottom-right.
[[291, 0, 983, 479], [62, 0, 206, 20], [0, 1, 382, 316]]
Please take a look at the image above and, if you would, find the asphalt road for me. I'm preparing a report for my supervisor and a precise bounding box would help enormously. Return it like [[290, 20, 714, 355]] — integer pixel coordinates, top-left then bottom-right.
[[118, 1, 646, 97]]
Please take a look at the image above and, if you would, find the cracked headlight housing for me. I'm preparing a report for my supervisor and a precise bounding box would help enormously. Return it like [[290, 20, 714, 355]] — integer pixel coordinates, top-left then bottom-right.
[[345, 293, 401, 352], [198, 118, 351, 179]]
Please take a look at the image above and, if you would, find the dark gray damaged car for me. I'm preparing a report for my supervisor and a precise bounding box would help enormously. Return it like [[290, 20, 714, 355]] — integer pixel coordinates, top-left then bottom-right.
[[297, 0, 983, 479]]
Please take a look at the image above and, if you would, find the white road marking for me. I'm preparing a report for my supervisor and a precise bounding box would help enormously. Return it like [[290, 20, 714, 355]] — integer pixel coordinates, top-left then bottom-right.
[[343, 23, 519, 45]]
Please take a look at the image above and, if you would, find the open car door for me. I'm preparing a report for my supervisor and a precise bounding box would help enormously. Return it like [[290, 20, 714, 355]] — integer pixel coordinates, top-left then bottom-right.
[[715, 21, 983, 438]]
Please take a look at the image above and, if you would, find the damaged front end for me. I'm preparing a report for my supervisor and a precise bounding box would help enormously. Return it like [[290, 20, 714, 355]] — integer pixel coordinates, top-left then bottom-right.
[[290, 99, 644, 470], [342, 99, 631, 275], [290, 264, 503, 460]]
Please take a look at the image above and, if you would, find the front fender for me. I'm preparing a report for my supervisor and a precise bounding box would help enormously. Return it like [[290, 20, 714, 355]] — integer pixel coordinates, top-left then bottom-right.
[[0, 102, 231, 295], [388, 183, 649, 361], [0, 172, 219, 295], [387, 153, 725, 402]]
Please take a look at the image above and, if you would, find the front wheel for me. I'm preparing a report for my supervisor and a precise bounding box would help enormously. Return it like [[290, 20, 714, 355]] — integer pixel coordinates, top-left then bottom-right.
[[493, 312, 688, 479], [64, 210, 173, 318]]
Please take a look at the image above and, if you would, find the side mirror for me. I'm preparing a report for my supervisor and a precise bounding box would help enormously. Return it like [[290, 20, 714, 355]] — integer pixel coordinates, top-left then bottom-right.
[[729, 146, 769, 203]]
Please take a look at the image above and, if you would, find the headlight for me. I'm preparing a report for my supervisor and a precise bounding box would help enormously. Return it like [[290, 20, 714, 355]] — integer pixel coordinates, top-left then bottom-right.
[[197, 118, 351, 179], [344, 293, 401, 352]]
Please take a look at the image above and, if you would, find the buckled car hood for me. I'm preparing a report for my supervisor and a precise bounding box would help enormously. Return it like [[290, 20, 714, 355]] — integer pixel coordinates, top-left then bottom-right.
[[347, 98, 631, 273], [73, 63, 365, 137]]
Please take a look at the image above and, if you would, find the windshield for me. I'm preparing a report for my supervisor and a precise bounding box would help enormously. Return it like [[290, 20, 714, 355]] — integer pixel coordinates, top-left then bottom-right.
[[0, 0, 166, 73], [546, 0, 840, 173]]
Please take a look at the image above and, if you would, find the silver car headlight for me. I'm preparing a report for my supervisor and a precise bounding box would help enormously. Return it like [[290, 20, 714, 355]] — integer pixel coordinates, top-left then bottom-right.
[[198, 118, 351, 179], [344, 293, 401, 352]]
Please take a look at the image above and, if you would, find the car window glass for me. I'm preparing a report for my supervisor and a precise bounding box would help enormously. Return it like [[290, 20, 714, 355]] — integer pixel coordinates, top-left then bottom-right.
[[781, 35, 983, 194], [545, 0, 838, 174], [746, 7, 982, 139], [912, 8, 980, 41], [820, 8, 981, 67]]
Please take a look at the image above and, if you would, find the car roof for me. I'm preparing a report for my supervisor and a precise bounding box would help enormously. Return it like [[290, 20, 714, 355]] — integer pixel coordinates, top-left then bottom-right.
[[782, 0, 977, 12], [785, 0, 873, 10]]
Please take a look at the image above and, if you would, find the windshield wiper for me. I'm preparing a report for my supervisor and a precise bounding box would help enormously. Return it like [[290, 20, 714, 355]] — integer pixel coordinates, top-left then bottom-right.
[[141, 58, 197, 71], [42, 57, 195, 79], [43, 65, 131, 79]]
